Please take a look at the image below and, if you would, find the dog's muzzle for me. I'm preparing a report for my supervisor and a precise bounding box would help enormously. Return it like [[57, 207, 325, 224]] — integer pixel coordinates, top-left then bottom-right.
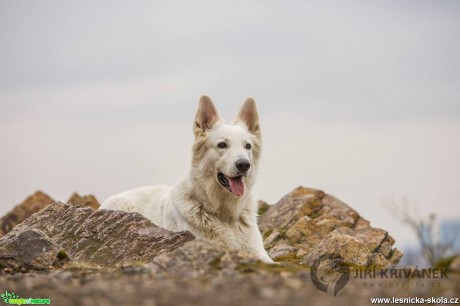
[[217, 172, 245, 197]]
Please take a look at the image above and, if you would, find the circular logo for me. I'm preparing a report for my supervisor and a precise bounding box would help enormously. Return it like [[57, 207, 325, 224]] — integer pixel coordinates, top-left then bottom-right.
[[310, 253, 350, 296]]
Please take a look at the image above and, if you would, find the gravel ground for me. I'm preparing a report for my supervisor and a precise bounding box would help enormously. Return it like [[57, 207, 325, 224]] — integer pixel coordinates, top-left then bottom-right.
[[1, 268, 458, 306]]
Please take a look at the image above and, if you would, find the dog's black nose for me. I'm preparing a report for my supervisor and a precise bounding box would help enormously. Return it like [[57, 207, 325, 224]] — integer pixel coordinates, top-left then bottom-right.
[[236, 158, 251, 173]]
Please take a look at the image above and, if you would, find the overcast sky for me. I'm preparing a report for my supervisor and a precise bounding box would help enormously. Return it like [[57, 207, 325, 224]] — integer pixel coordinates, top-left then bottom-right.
[[1, 0, 459, 252]]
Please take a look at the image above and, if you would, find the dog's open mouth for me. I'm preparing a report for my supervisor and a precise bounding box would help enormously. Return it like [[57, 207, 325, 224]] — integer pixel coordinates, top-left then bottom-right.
[[218, 172, 245, 197]]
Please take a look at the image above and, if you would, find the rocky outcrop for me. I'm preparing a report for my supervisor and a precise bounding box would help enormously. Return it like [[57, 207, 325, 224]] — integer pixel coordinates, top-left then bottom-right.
[[151, 239, 280, 275], [0, 229, 67, 272], [0, 239, 456, 306], [67, 192, 100, 209], [258, 187, 402, 267], [7, 186, 459, 306], [0, 191, 101, 237], [449, 255, 460, 272], [0, 186, 402, 274], [0, 202, 195, 271], [0, 191, 54, 236]]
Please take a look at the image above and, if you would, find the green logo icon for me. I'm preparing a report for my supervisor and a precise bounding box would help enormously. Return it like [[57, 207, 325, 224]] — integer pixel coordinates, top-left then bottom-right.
[[1, 291, 50, 305]]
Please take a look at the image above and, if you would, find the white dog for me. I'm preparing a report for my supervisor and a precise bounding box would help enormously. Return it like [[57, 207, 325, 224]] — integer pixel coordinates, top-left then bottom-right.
[[100, 96, 273, 263]]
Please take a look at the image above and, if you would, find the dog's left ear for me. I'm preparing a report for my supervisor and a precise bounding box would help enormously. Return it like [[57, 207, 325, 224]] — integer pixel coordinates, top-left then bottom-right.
[[236, 97, 260, 137]]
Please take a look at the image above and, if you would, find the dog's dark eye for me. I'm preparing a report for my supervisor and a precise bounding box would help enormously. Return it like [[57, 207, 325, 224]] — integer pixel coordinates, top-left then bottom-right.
[[217, 142, 227, 149], [245, 143, 252, 150]]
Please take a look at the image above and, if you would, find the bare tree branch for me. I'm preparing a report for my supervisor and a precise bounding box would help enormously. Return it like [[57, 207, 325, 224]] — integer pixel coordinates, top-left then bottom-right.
[[385, 200, 455, 266]]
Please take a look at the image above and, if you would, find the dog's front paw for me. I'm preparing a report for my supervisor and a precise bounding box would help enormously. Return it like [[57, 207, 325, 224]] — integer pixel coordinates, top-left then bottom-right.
[[259, 255, 276, 264]]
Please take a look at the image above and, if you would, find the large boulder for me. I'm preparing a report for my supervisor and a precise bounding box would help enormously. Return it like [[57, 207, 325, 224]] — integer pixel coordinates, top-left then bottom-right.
[[0, 228, 66, 271], [0, 202, 195, 271], [0, 191, 54, 236], [258, 187, 403, 267], [0, 191, 101, 237]]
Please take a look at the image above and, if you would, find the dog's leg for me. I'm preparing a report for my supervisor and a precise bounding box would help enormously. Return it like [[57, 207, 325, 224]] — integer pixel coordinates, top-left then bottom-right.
[[248, 224, 275, 264]]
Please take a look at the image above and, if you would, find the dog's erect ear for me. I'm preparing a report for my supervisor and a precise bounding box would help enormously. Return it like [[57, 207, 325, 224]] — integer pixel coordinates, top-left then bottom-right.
[[194, 95, 219, 137], [236, 97, 260, 137]]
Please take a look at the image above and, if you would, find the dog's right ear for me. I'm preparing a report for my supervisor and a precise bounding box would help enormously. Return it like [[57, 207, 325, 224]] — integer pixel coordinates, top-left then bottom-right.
[[194, 95, 220, 137]]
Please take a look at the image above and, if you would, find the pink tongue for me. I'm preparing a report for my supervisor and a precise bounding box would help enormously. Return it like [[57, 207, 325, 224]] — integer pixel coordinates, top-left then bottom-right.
[[228, 177, 244, 196]]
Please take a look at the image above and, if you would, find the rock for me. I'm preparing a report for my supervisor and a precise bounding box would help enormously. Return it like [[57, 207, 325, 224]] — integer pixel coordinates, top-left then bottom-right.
[[1, 186, 453, 305], [0, 186, 402, 273], [448, 255, 460, 272], [387, 249, 404, 266], [258, 186, 402, 266], [151, 239, 264, 275], [67, 192, 100, 209], [0, 191, 101, 237], [0, 202, 195, 270], [265, 243, 298, 262], [0, 241, 457, 306], [301, 230, 383, 268], [257, 200, 271, 216], [0, 228, 65, 271], [370, 253, 392, 268], [0, 191, 54, 236]]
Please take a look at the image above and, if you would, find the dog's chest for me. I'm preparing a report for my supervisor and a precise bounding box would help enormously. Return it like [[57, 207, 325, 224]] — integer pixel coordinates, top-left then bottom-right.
[[187, 208, 253, 249]]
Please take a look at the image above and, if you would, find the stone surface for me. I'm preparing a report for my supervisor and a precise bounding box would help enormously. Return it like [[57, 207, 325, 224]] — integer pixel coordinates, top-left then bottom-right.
[[258, 186, 402, 267], [0, 240, 457, 306], [0, 187, 403, 271], [0, 191, 54, 236], [301, 230, 374, 267], [0, 229, 65, 271], [67, 192, 100, 209], [449, 255, 460, 272], [1, 191, 102, 237], [0, 202, 195, 270], [0, 186, 456, 306], [151, 239, 276, 276]]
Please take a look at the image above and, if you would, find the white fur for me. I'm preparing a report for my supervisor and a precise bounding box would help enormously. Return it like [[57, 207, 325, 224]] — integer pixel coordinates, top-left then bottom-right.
[[100, 96, 273, 263]]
